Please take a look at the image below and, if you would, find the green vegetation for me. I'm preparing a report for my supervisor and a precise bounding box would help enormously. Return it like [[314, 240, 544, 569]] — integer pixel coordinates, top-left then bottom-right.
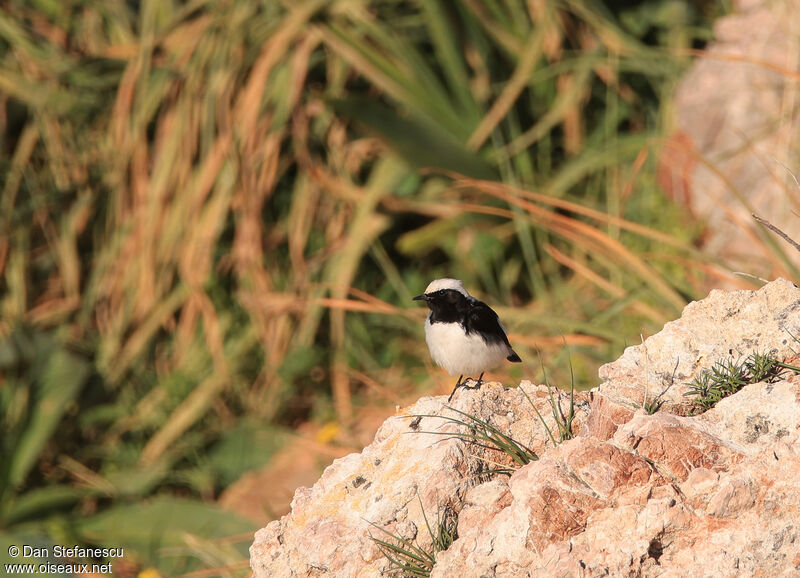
[[685, 352, 800, 413], [643, 396, 665, 415], [369, 496, 458, 577], [526, 350, 577, 445], [522, 383, 577, 446], [1, 0, 781, 574], [407, 358, 575, 479], [411, 406, 538, 477]]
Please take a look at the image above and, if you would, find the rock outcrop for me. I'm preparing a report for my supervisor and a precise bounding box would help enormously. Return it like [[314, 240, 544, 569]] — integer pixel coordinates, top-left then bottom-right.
[[251, 278, 800, 577]]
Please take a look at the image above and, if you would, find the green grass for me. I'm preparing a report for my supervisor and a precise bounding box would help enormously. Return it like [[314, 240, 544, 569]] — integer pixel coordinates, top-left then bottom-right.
[[411, 407, 539, 477], [368, 495, 458, 577], [406, 366, 577, 478], [642, 397, 665, 415], [685, 352, 800, 413], [526, 349, 578, 446]]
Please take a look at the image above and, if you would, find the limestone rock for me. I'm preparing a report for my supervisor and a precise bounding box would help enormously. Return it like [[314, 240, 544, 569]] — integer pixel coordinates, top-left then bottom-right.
[[433, 376, 800, 577], [250, 278, 800, 577], [595, 277, 800, 418], [250, 382, 590, 577]]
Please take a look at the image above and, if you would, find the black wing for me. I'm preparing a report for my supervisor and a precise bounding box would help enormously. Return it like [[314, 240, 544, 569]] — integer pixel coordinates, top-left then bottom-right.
[[465, 299, 511, 347], [466, 299, 521, 362]]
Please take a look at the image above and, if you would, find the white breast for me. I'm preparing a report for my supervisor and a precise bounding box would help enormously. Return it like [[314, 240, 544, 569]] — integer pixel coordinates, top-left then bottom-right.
[[424, 316, 511, 377]]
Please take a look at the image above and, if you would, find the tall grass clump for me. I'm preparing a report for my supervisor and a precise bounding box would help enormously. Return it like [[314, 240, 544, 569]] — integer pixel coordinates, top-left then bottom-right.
[[0, 0, 750, 574], [369, 496, 458, 577]]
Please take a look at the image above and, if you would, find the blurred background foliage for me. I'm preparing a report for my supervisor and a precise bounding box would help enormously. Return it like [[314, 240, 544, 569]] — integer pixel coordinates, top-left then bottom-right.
[[0, 0, 759, 575]]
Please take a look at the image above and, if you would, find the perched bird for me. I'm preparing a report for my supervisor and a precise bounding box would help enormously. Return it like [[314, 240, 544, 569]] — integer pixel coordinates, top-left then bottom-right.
[[413, 278, 521, 401]]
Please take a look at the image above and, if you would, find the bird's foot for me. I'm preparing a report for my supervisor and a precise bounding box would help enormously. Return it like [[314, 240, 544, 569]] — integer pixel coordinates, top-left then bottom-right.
[[466, 372, 485, 387], [447, 373, 483, 403], [447, 375, 464, 403], [448, 373, 486, 402]]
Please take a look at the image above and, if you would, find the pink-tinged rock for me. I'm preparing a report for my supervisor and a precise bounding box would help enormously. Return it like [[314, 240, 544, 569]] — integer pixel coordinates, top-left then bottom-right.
[[680, 467, 718, 498], [705, 477, 755, 517], [596, 278, 800, 417], [582, 391, 635, 440], [701, 377, 800, 451], [561, 436, 658, 498], [250, 381, 590, 577], [614, 413, 744, 481], [251, 279, 800, 577]]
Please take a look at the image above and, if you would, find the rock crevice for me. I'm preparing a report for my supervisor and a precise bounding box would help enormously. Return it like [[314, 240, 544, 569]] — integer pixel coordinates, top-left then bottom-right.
[[251, 279, 800, 576]]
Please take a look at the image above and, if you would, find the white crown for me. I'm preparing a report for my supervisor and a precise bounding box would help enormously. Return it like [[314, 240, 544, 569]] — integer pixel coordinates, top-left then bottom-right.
[[423, 278, 470, 297]]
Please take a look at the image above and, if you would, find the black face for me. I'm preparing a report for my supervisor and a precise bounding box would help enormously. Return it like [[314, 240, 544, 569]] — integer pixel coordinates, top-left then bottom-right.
[[413, 289, 469, 324]]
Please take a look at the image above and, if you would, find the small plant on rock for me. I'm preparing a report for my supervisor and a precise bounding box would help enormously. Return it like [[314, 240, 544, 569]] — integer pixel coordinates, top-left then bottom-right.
[[685, 351, 800, 413], [642, 397, 665, 414], [409, 407, 538, 477], [521, 350, 577, 446], [406, 353, 580, 476], [368, 496, 458, 577]]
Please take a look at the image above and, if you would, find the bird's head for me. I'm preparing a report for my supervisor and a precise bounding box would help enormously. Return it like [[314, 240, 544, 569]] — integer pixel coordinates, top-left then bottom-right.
[[413, 278, 471, 308]]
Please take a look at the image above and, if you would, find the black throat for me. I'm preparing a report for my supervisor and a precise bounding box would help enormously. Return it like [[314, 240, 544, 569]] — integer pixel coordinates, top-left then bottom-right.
[[426, 289, 470, 326]]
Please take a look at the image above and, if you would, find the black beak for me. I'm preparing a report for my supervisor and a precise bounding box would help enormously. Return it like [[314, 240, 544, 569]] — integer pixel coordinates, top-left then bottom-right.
[[413, 294, 428, 301]]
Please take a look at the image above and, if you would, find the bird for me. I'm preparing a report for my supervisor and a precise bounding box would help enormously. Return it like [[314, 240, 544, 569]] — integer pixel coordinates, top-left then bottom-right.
[[413, 278, 521, 401]]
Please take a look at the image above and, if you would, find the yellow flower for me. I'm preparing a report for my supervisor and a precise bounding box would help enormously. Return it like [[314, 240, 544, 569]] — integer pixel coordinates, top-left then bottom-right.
[[315, 422, 339, 444]]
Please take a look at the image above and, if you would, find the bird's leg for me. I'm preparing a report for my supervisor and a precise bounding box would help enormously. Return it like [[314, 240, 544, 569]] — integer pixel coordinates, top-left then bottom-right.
[[476, 372, 485, 385], [447, 375, 464, 402]]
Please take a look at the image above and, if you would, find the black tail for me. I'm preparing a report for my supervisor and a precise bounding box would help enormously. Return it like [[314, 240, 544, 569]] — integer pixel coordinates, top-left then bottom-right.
[[507, 351, 521, 363]]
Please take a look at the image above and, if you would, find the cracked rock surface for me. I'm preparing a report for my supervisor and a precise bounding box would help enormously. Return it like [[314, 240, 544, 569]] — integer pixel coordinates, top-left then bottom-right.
[[251, 279, 800, 576]]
